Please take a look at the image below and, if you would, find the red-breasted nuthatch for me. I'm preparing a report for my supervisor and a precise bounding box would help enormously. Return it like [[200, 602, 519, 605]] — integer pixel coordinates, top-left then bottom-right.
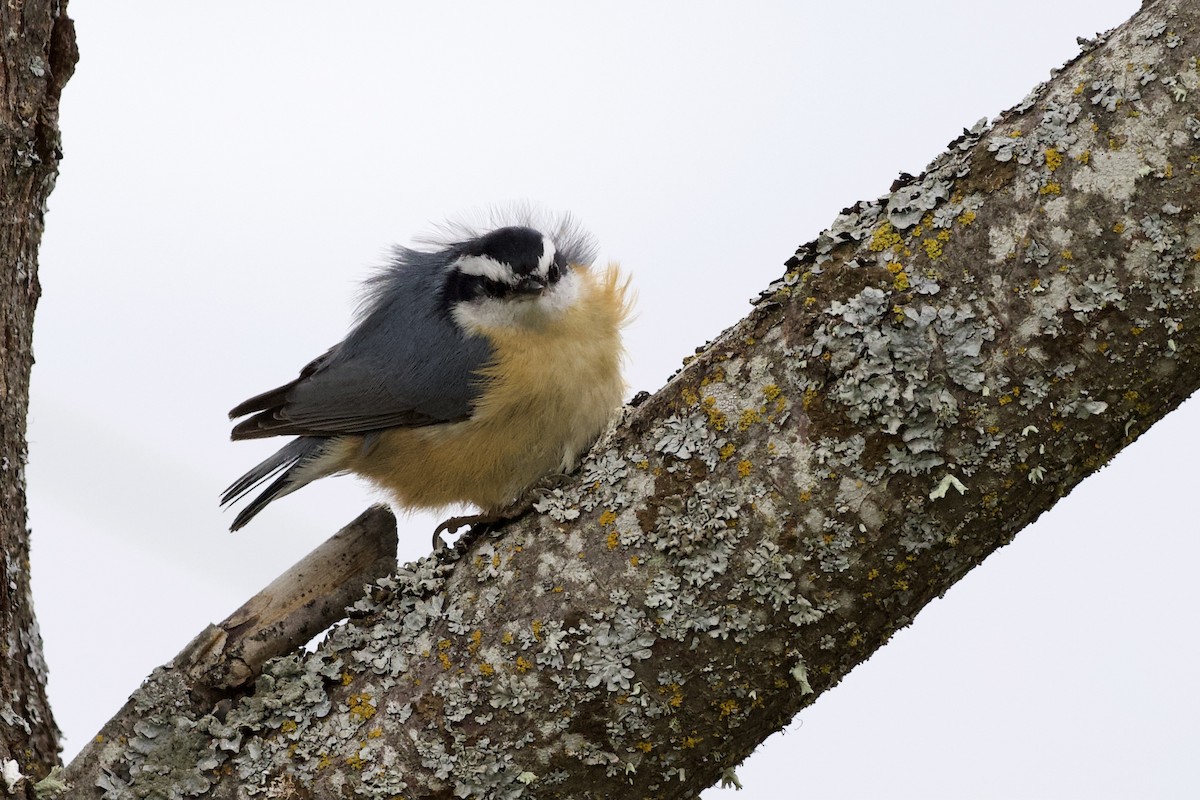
[[222, 215, 631, 542]]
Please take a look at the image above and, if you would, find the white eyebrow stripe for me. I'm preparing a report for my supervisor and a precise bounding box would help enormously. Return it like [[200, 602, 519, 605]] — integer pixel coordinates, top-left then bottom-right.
[[454, 254, 515, 283], [537, 237, 557, 276]]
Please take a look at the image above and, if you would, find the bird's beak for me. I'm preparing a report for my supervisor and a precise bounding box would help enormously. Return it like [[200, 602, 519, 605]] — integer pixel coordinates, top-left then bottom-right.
[[512, 275, 547, 295]]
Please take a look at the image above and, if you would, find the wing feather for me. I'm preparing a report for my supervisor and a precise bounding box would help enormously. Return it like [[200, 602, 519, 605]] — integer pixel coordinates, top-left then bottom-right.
[[229, 248, 491, 440]]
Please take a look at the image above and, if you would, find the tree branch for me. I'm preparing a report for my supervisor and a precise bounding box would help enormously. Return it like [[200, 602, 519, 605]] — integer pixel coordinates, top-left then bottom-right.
[[60, 1, 1199, 797], [0, 0, 77, 795]]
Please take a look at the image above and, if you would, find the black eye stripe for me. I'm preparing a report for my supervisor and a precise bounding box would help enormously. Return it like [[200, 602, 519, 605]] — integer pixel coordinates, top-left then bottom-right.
[[482, 278, 508, 297], [441, 271, 517, 312]]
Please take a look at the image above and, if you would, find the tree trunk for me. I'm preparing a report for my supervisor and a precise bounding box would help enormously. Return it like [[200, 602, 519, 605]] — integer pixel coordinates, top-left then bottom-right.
[[56, 0, 1200, 797], [0, 1, 76, 796]]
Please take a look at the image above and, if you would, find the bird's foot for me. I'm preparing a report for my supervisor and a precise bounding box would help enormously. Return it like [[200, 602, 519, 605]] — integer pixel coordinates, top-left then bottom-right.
[[431, 512, 497, 553], [431, 474, 571, 555]]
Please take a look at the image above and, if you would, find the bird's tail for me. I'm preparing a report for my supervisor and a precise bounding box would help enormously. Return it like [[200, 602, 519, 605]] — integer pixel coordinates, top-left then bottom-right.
[[221, 437, 336, 531]]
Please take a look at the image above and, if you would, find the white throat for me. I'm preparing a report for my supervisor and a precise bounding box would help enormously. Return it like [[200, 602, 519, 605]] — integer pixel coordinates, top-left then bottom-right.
[[452, 268, 583, 334]]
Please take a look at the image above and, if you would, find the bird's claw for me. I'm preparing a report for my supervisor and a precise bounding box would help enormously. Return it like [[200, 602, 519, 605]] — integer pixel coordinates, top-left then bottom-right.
[[431, 513, 489, 552], [431, 475, 575, 555]]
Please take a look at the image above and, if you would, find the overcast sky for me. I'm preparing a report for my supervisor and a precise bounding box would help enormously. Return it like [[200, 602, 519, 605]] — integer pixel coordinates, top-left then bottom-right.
[[28, 2, 1197, 797]]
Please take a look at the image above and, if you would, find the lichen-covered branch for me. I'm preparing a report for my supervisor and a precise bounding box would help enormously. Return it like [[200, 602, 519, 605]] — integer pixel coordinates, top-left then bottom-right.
[[61, 1, 1199, 797], [0, 0, 77, 796], [63, 508, 399, 798]]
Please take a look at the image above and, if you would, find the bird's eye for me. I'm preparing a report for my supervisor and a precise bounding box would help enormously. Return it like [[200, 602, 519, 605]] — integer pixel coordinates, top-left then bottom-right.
[[547, 261, 562, 283]]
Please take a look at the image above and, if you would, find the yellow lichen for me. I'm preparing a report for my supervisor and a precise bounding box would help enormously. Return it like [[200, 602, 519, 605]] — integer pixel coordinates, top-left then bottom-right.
[[468, 629, 482, 654], [719, 699, 739, 717], [893, 270, 910, 291], [1045, 147, 1063, 172], [680, 386, 698, 406], [1077, 150, 1091, 165], [437, 653, 452, 670], [1113, 221, 1125, 233], [957, 209, 976, 225], [737, 459, 752, 477], [281, 720, 297, 734], [701, 396, 728, 430], [635, 742, 653, 753], [682, 735, 702, 749], [1039, 182, 1062, 195], [763, 384, 782, 402], [630, 555, 640, 567], [479, 663, 495, 677], [515, 656, 532, 674], [501, 631, 515, 645], [606, 529, 619, 550], [922, 238, 943, 260], [869, 221, 903, 252], [598, 509, 617, 527], [347, 693, 376, 721], [718, 442, 736, 460], [737, 408, 762, 431]]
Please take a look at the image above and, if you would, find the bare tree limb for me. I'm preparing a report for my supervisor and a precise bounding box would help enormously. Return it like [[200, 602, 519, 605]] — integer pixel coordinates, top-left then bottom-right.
[[59, 1, 1200, 797]]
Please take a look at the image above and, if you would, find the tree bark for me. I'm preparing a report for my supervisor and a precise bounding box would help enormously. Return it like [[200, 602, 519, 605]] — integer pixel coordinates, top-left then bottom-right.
[[0, 0, 76, 796], [57, 0, 1200, 797]]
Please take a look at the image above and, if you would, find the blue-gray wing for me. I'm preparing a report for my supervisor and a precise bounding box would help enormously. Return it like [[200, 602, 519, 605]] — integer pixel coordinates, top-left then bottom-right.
[[230, 248, 490, 439]]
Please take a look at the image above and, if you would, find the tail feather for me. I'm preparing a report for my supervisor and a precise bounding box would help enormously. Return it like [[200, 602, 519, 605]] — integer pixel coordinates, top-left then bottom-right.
[[222, 437, 330, 531]]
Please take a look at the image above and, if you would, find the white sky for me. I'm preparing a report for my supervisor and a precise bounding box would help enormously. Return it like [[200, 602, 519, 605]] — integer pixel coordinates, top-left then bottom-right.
[[29, 2, 1198, 797]]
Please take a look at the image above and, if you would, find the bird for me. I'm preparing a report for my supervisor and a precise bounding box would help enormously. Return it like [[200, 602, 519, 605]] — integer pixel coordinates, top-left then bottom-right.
[[221, 213, 631, 546]]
